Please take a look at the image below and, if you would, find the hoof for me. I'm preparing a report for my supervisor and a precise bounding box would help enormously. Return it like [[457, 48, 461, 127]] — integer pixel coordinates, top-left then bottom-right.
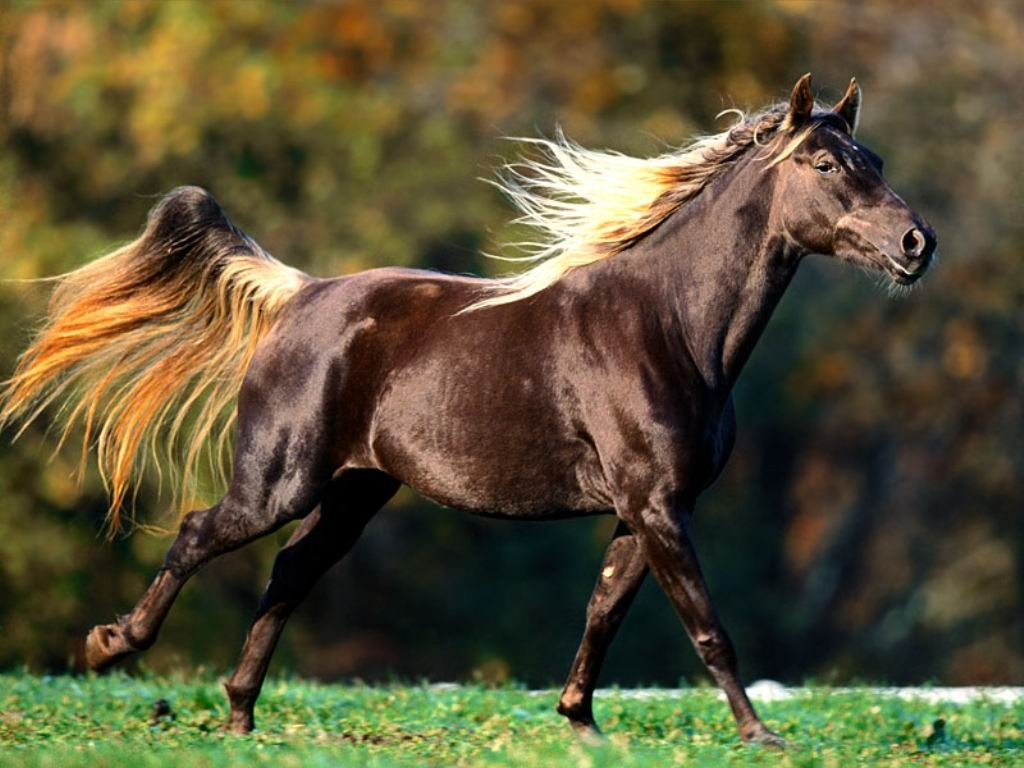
[[223, 682, 257, 734], [225, 712, 255, 735], [743, 724, 787, 750], [84, 623, 137, 672], [568, 719, 606, 746]]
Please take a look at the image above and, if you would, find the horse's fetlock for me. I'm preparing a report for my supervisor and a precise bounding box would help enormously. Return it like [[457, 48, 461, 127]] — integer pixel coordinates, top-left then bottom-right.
[[124, 626, 155, 651], [557, 687, 591, 720], [224, 681, 258, 708]]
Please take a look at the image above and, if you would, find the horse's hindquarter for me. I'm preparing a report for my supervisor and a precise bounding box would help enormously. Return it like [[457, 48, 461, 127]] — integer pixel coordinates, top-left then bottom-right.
[[327, 271, 608, 518]]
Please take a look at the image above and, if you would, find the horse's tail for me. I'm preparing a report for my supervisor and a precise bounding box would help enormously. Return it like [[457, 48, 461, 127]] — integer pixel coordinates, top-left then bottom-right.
[[0, 186, 311, 535]]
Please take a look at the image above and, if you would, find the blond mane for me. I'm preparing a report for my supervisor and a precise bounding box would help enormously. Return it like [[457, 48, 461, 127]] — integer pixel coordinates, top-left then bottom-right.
[[467, 103, 816, 311]]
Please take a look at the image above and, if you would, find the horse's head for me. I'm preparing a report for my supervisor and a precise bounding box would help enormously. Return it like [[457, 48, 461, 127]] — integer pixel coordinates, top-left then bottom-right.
[[772, 74, 936, 285]]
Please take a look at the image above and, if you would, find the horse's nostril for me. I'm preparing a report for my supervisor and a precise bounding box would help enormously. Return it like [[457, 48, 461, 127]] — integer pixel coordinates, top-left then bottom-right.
[[901, 228, 926, 258]]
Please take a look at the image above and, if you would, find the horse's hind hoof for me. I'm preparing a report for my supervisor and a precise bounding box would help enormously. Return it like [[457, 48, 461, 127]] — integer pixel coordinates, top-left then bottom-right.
[[84, 623, 137, 671], [743, 725, 787, 750]]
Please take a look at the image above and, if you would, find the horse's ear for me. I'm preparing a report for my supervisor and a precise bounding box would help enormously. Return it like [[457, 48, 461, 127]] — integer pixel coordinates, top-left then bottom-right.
[[783, 73, 814, 130], [832, 77, 861, 135]]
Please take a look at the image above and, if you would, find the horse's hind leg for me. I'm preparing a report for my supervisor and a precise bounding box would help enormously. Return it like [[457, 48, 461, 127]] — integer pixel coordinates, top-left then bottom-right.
[[557, 522, 647, 740], [84, 483, 321, 670], [224, 470, 398, 733], [84, 396, 332, 671]]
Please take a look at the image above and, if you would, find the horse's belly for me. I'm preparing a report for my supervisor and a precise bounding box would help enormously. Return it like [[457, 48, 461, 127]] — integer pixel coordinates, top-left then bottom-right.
[[368, 409, 608, 518]]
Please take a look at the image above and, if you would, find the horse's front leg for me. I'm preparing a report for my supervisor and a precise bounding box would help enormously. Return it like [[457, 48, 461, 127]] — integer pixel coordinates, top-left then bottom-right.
[[558, 521, 647, 740], [624, 495, 785, 748]]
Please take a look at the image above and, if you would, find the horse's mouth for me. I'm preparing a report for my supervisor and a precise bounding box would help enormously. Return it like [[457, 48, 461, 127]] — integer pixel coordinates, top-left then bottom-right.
[[882, 252, 931, 285]]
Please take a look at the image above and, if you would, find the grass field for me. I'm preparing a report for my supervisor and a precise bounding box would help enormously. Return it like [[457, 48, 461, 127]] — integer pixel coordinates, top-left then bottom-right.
[[2, 673, 1022, 767]]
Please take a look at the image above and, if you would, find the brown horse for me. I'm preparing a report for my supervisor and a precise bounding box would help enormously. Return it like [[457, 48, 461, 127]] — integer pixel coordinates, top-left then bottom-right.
[[1, 74, 935, 746]]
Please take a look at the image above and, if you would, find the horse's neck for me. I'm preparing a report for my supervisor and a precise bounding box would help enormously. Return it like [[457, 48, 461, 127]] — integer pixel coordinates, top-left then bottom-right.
[[603, 162, 801, 394]]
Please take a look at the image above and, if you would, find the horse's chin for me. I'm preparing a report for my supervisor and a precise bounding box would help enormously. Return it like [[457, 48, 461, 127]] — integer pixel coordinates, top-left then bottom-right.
[[882, 252, 931, 285]]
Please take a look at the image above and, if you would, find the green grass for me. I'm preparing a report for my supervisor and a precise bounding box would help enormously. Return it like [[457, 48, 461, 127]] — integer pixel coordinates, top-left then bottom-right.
[[1, 673, 1022, 767]]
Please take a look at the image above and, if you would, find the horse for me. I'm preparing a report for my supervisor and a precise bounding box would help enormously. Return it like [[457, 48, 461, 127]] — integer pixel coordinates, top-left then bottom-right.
[[0, 74, 935, 747]]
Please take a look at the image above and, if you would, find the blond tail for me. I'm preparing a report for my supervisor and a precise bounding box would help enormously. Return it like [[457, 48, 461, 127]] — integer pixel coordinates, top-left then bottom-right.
[[0, 187, 311, 535]]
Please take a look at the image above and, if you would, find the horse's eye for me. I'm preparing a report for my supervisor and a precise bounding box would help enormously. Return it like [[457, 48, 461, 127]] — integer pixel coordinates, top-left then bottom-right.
[[815, 160, 839, 175]]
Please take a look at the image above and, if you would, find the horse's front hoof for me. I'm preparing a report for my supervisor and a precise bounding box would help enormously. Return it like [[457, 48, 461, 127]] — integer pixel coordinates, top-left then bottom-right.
[[84, 623, 136, 671], [567, 718, 605, 746], [742, 724, 787, 750], [225, 712, 255, 735]]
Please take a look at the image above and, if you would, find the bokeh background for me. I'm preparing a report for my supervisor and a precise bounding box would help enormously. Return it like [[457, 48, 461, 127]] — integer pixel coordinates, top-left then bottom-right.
[[0, 1, 1020, 688]]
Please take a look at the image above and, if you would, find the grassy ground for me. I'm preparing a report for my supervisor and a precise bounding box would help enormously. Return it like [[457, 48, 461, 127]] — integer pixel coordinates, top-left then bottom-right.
[[1, 673, 1022, 767]]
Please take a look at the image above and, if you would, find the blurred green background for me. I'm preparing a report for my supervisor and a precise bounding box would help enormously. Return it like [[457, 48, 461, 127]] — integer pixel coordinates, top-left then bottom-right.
[[0, 0, 1020, 689]]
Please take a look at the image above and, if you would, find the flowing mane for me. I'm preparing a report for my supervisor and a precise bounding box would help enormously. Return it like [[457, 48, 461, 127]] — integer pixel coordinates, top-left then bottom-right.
[[467, 102, 819, 311]]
